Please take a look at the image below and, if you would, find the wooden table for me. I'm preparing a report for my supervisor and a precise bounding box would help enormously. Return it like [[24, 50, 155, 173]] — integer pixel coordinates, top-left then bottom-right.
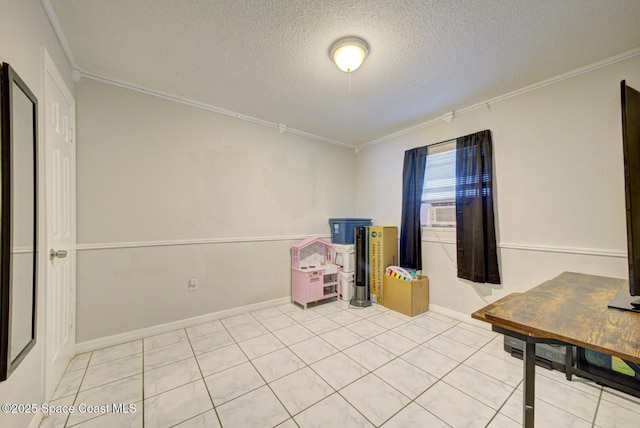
[[472, 272, 640, 427]]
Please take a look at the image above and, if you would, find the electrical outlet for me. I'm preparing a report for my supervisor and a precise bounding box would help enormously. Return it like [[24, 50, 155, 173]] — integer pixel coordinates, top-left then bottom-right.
[[188, 277, 198, 292]]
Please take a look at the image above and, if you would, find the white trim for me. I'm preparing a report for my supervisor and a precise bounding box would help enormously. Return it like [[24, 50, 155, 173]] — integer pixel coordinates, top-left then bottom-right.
[[41, 0, 640, 153], [78, 71, 353, 150], [429, 304, 490, 330], [423, 236, 456, 245], [41, 0, 78, 70], [422, 236, 627, 258], [43, 46, 75, 109], [40, 2, 352, 149], [498, 242, 626, 258], [76, 234, 332, 251], [74, 296, 291, 354], [40, 1, 352, 150], [38, 1, 640, 153], [11, 247, 34, 254], [357, 47, 640, 151], [74, 296, 487, 354], [42, 46, 78, 402]]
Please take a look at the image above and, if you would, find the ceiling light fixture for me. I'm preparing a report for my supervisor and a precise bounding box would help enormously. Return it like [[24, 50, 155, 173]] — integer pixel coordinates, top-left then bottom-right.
[[330, 37, 369, 73]]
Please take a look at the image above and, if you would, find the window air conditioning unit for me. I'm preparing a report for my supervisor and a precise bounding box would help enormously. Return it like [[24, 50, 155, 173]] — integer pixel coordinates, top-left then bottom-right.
[[429, 202, 456, 227]]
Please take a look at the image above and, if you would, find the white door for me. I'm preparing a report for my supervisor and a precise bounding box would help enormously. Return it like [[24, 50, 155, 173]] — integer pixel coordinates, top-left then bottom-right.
[[43, 51, 76, 400]]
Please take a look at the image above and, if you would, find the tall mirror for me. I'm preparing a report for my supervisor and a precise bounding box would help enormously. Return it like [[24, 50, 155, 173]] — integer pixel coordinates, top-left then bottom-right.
[[0, 63, 38, 381]]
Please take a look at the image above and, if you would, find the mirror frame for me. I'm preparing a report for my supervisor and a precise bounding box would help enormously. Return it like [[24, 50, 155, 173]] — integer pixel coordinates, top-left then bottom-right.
[[0, 63, 38, 381]]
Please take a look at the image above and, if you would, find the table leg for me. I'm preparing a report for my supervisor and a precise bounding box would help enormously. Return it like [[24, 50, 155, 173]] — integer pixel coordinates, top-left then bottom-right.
[[523, 341, 535, 427], [565, 345, 573, 380]]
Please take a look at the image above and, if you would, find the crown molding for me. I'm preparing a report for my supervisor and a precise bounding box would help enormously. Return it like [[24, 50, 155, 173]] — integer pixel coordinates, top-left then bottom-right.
[[76, 71, 354, 150], [357, 47, 640, 151], [41, 0, 640, 154], [40, 0, 354, 151], [76, 233, 332, 251], [41, 0, 78, 69]]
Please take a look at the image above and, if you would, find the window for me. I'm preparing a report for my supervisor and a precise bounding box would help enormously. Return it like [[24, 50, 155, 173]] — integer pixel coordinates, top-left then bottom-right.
[[421, 140, 456, 226]]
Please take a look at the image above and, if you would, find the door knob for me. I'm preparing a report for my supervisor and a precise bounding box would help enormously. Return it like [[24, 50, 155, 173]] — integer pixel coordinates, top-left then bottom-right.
[[49, 249, 68, 261]]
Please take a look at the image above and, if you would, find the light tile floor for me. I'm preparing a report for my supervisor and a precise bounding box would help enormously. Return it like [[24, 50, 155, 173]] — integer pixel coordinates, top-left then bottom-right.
[[40, 300, 640, 427]]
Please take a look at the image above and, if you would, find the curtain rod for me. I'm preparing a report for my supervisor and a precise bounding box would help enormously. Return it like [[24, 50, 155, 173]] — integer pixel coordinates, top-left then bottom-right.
[[407, 129, 490, 154], [427, 138, 456, 155], [405, 138, 455, 155], [428, 138, 456, 148]]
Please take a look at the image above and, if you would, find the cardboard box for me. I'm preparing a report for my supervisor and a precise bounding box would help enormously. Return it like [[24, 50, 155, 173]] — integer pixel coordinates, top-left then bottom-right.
[[368, 226, 398, 304], [383, 275, 429, 316]]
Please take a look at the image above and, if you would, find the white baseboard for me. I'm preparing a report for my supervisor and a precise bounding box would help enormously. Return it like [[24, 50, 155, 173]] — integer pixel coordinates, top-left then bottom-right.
[[429, 304, 492, 330], [75, 296, 291, 354], [75, 297, 491, 354]]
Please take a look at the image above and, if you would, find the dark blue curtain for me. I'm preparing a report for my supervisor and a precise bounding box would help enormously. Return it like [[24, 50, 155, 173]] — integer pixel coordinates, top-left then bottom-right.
[[400, 146, 429, 269], [455, 130, 500, 284]]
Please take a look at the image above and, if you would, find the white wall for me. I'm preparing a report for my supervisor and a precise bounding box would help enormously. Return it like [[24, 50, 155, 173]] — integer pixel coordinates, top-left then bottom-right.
[[75, 79, 357, 342], [356, 54, 640, 317], [0, 0, 73, 426]]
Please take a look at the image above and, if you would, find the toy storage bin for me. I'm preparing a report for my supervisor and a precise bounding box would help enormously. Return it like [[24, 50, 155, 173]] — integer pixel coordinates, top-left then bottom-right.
[[340, 271, 355, 301], [328, 218, 372, 245], [333, 244, 355, 272]]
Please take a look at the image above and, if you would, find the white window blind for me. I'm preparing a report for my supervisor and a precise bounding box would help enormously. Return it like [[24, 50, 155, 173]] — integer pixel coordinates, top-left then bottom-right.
[[422, 141, 456, 203]]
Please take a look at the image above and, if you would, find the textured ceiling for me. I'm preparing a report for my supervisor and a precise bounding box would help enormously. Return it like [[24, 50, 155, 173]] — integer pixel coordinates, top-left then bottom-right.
[[47, 0, 640, 147]]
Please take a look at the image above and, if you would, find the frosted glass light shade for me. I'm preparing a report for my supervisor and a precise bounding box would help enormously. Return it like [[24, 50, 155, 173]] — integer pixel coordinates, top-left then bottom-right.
[[330, 37, 369, 72]]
